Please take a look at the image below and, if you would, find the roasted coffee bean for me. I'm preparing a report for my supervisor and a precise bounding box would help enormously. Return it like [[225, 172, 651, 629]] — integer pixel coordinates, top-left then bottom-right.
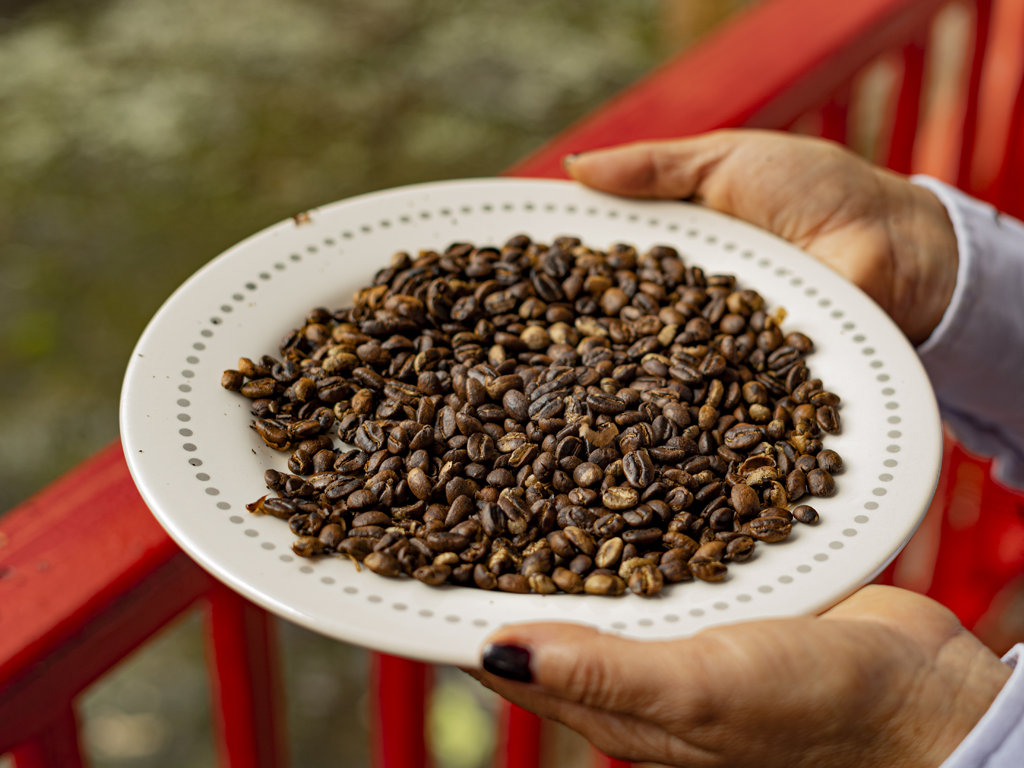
[[521, 548, 554, 576], [793, 504, 820, 524], [451, 563, 475, 585], [364, 551, 402, 577], [602, 486, 639, 510], [497, 573, 531, 593], [473, 564, 498, 590], [425, 531, 470, 553], [352, 510, 390, 528], [816, 405, 841, 433], [628, 564, 664, 596], [659, 559, 693, 583], [222, 370, 244, 391], [743, 516, 793, 542], [414, 564, 451, 585], [595, 537, 624, 569], [806, 468, 837, 497], [563, 526, 597, 557], [572, 462, 603, 488], [548, 567, 581, 593], [786, 468, 807, 501], [725, 535, 755, 562], [292, 536, 326, 557], [594, 512, 627, 537], [227, 236, 843, 595], [583, 573, 626, 596], [622, 449, 654, 489], [817, 449, 843, 473]]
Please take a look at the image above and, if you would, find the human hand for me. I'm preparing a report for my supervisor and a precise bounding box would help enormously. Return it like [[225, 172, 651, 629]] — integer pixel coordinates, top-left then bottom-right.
[[565, 131, 959, 345], [471, 586, 1010, 768]]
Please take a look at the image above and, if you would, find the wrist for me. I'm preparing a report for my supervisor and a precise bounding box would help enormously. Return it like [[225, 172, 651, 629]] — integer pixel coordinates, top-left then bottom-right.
[[877, 170, 959, 345], [890, 633, 1012, 768]]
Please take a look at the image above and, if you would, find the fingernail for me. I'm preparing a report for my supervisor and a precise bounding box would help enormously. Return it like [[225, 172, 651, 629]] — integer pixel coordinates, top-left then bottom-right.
[[482, 643, 532, 682], [562, 153, 579, 172]]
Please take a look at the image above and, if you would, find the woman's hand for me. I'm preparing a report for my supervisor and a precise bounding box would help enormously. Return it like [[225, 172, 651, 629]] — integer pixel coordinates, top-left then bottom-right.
[[565, 130, 959, 345], [472, 586, 1010, 768]]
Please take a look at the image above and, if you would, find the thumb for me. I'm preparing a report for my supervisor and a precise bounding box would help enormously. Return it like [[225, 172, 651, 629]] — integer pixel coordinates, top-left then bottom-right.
[[478, 622, 697, 715], [564, 132, 741, 202]]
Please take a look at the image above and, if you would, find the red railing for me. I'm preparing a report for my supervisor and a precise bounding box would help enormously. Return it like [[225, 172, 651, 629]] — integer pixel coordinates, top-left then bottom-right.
[[4, 0, 1024, 765]]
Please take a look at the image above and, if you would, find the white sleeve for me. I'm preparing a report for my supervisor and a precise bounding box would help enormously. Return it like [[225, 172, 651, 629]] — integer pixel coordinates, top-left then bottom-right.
[[910, 176, 1024, 490], [939, 645, 1024, 768]]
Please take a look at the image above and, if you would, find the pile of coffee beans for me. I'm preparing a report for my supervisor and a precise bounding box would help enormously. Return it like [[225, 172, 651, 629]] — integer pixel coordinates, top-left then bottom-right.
[[223, 235, 842, 597]]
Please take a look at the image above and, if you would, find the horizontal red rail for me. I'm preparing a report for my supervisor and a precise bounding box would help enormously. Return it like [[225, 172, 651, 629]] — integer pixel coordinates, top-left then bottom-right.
[[507, 0, 947, 179], [0, 443, 182, 695]]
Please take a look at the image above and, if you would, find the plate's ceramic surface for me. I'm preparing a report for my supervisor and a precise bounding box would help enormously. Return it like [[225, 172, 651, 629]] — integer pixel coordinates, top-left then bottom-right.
[[120, 178, 942, 666]]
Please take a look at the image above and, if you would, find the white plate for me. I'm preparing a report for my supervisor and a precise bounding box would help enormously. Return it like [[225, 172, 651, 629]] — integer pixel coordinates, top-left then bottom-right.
[[120, 178, 942, 666]]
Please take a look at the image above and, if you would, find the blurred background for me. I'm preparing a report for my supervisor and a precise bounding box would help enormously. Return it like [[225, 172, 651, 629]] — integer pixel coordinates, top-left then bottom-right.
[[0, 0, 766, 766]]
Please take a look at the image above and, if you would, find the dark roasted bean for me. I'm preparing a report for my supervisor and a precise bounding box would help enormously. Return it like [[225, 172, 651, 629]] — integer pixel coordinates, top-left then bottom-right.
[[817, 449, 843, 473], [628, 564, 664, 596], [227, 236, 843, 595], [497, 573, 530, 593], [414, 564, 451, 585], [743, 516, 793, 542], [583, 572, 626, 596], [725, 535, 756, 562], [806, 468, 837, 497], [793, 504, 820, 524], [688, 557, 727, 582], [786, 468, 807, 501], [364, 551, 402, 577], [572, 462, 603, 488]]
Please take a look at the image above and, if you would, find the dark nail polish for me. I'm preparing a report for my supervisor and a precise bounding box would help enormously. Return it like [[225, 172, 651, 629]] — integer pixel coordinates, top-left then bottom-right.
[[482, 643, 532, 682]]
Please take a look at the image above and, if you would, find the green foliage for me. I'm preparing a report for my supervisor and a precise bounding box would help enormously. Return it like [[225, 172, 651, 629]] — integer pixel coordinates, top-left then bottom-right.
[[0, 0, 660, 513]]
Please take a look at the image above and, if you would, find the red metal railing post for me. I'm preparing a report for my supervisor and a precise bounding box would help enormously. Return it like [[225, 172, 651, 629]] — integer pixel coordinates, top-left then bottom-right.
[[594, 753, 631, 768], [819, 83, 852, 145], [371, 654, 430, 768], [884, 30, 928, 173], [204, 583, 289, 768], [9, 706, 86, 768], [957, 0, 994, 191], [496, 702, 543, 768]]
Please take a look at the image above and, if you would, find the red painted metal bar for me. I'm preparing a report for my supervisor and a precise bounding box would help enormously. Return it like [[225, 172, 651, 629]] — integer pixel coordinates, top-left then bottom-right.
[[819, 83, 852, 145], [9, 707, 86, 768], [993, 4, 1024, 221], [496, 702, 543, 768], [0, 443, 180, 686], [0, 551, 210, 753], [925, 445, 1024, 631], [883, 31, 928, 173], [508, 0, 947, 180], [967, 0, 1024, 204], [371, 653, 430, 768], [957, 0, 994, 191], [0, 445, 287, 767], [205, 583, 289, 768]]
